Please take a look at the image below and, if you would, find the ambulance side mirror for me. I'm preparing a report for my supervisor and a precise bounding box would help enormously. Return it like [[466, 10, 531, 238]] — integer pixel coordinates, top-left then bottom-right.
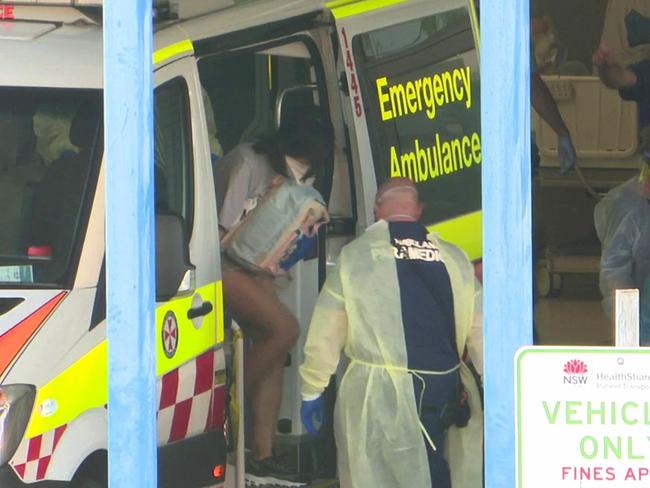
[[156, 213, 194, 302]]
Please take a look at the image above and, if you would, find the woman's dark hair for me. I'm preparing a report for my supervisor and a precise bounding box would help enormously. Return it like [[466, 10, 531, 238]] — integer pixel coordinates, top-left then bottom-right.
[[253, 106, 334, 182]]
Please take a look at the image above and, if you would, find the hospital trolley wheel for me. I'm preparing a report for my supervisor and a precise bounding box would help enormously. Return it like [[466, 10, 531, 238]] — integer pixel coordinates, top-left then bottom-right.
[[549, 273, 563, 297], [536, 265, 564, 298]]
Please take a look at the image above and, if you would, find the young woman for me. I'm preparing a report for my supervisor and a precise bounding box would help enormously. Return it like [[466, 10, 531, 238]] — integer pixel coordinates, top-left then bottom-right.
[[214, 109, 333, 484]]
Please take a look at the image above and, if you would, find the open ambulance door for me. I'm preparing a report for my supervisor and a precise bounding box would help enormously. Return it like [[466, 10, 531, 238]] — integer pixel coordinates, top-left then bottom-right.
[[331, 0, 482, 262], [180, 4, 354, 479]]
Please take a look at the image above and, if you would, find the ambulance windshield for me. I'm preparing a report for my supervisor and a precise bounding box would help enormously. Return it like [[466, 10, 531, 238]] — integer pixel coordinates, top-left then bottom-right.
[[0, 88, 102, 287]]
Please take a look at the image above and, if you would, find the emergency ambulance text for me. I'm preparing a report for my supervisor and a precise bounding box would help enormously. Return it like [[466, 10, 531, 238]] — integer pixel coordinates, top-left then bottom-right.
[[376, 66, 473, 122], [390, 133, 481, 183]]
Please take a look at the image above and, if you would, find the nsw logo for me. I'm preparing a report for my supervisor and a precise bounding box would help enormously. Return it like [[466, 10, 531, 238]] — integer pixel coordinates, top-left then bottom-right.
[[563, 359, 588, 385]]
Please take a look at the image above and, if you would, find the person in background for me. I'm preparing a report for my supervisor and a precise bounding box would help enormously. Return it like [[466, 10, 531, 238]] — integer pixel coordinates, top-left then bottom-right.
[[531, 16, 577, 176], [215, 109, 333, 485], [594, 159, 650, 333], [593, 42, 650, 107], [299, 178, 483, 488], [593, 43, 650, 341]]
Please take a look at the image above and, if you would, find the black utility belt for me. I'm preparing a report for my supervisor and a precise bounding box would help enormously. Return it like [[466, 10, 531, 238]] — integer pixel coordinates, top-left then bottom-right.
[[421, 382, 471, 430]]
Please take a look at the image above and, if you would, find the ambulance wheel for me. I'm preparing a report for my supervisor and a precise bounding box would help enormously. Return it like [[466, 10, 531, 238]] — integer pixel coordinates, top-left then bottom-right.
[[71, 476, 104, 488], [71, 451, 107, 488]]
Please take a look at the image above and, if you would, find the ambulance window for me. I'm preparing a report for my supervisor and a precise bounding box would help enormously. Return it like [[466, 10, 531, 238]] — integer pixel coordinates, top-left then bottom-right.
[[0, 88, 102, 287], [353, 8, 481, 227], [154, 78, 194, 232], [199, 45, 333, 199], [199, 50, 316, 155]]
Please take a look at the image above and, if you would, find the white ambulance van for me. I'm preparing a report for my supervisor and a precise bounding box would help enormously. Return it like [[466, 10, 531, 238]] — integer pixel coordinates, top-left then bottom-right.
[[0, 0, 481, 486]]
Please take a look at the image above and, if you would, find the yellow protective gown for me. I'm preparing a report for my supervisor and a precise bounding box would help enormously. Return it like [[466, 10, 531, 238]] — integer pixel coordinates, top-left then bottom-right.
[[300, 220, 483, 488]]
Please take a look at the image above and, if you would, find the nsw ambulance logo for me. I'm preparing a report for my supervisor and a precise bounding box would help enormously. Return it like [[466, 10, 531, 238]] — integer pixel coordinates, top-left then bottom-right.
[[162, 311, 179, 359], [563, 359, 588, 385]]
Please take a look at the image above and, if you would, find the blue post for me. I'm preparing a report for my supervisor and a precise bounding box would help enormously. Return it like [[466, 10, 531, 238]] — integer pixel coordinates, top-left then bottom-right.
[[103, 0, 157, 486], [482, 0, 532, 486]]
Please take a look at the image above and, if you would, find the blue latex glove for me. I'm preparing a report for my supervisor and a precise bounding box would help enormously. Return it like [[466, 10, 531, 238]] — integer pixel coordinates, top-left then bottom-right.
[[558, 135, 577, 175], [301, 396, 324, 436], [280, 235, 317, 271]]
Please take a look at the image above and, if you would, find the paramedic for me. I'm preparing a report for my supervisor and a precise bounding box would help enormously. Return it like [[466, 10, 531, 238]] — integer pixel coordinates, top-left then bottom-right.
[[300, 178, 483, 488], [593, 45, 650, 337], [215, 109, 333, 483], [594, 161, 650, 332]]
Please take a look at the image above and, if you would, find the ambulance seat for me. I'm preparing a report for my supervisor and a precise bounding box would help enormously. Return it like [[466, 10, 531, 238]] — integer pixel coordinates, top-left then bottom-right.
[[28, 101, 100, 279], [0, 104, 44, 255]]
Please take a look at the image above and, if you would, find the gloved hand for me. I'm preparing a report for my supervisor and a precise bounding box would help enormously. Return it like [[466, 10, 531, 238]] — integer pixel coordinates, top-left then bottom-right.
[[301, 396, 324, 436], [558, 135, 577, 176]]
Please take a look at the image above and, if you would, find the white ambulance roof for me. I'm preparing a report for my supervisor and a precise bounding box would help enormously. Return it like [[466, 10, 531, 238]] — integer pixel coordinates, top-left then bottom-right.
[[178, 0, 324, 44], [0, 0, 327, 90], [0, 23, 102, 89]]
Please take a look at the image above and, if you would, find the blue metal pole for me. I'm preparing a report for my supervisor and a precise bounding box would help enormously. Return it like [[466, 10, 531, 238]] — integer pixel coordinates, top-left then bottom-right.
[[482, 0, 532, 486], [103, 0, 156, 486]]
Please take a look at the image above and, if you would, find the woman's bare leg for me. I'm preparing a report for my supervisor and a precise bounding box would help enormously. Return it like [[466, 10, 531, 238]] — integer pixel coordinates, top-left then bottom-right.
[[222, 267, 299, 460]]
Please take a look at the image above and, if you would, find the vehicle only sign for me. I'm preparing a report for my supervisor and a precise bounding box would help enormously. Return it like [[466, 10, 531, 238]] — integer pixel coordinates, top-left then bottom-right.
[[516, 347, 650, 487]]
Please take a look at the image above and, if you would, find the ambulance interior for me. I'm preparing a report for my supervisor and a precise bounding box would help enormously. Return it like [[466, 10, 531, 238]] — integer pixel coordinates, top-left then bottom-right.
[[530, 0, 648, 345], [198, 35, 351, 478], [0, 89, 102, 287]]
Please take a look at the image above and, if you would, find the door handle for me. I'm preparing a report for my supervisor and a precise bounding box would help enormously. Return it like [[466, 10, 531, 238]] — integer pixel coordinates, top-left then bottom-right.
[[187, 301, 213, 319]]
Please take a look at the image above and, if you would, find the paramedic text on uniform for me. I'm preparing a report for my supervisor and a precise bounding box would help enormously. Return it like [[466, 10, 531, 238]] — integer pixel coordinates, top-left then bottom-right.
[[299, 178, 483, 488]]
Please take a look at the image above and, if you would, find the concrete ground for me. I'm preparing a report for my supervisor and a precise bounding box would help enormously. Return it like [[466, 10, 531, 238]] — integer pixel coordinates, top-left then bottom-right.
[[535, 272, 612, 346]]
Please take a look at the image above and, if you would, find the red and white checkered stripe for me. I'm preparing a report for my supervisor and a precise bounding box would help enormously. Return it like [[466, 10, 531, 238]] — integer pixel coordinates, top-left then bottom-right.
[[157, 349, 226, 444], [10, 424, 67, 482], [9, 351, 226, 482]]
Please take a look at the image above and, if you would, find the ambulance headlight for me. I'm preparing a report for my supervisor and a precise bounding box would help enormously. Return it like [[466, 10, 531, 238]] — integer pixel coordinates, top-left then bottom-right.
[[0, 385, 35, 467]]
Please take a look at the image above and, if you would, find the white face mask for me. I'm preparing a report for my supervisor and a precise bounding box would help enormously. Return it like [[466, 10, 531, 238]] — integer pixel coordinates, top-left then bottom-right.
[[285, 155, 314, 186]]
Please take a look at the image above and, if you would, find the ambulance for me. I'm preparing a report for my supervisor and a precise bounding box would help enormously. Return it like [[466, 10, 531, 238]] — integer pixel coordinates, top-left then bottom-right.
[[0, 0, 481, 486]]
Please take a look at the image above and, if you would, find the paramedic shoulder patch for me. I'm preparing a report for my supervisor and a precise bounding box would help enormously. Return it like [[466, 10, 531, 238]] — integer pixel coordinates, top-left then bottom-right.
[[162, 311, 179, 358], [391, 238, 443, 262]]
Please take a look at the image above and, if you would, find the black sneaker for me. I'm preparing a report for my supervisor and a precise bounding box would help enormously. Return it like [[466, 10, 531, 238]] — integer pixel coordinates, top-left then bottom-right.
[[245, 456, 307, 487]]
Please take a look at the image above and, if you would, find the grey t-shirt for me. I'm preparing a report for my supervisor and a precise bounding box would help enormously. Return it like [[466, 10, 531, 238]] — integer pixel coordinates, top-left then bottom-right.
[[214, 143, 277, 231]]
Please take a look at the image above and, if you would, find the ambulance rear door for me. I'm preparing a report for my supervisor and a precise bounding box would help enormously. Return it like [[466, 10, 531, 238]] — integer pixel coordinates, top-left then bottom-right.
[[331, 0, 483, 261]]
